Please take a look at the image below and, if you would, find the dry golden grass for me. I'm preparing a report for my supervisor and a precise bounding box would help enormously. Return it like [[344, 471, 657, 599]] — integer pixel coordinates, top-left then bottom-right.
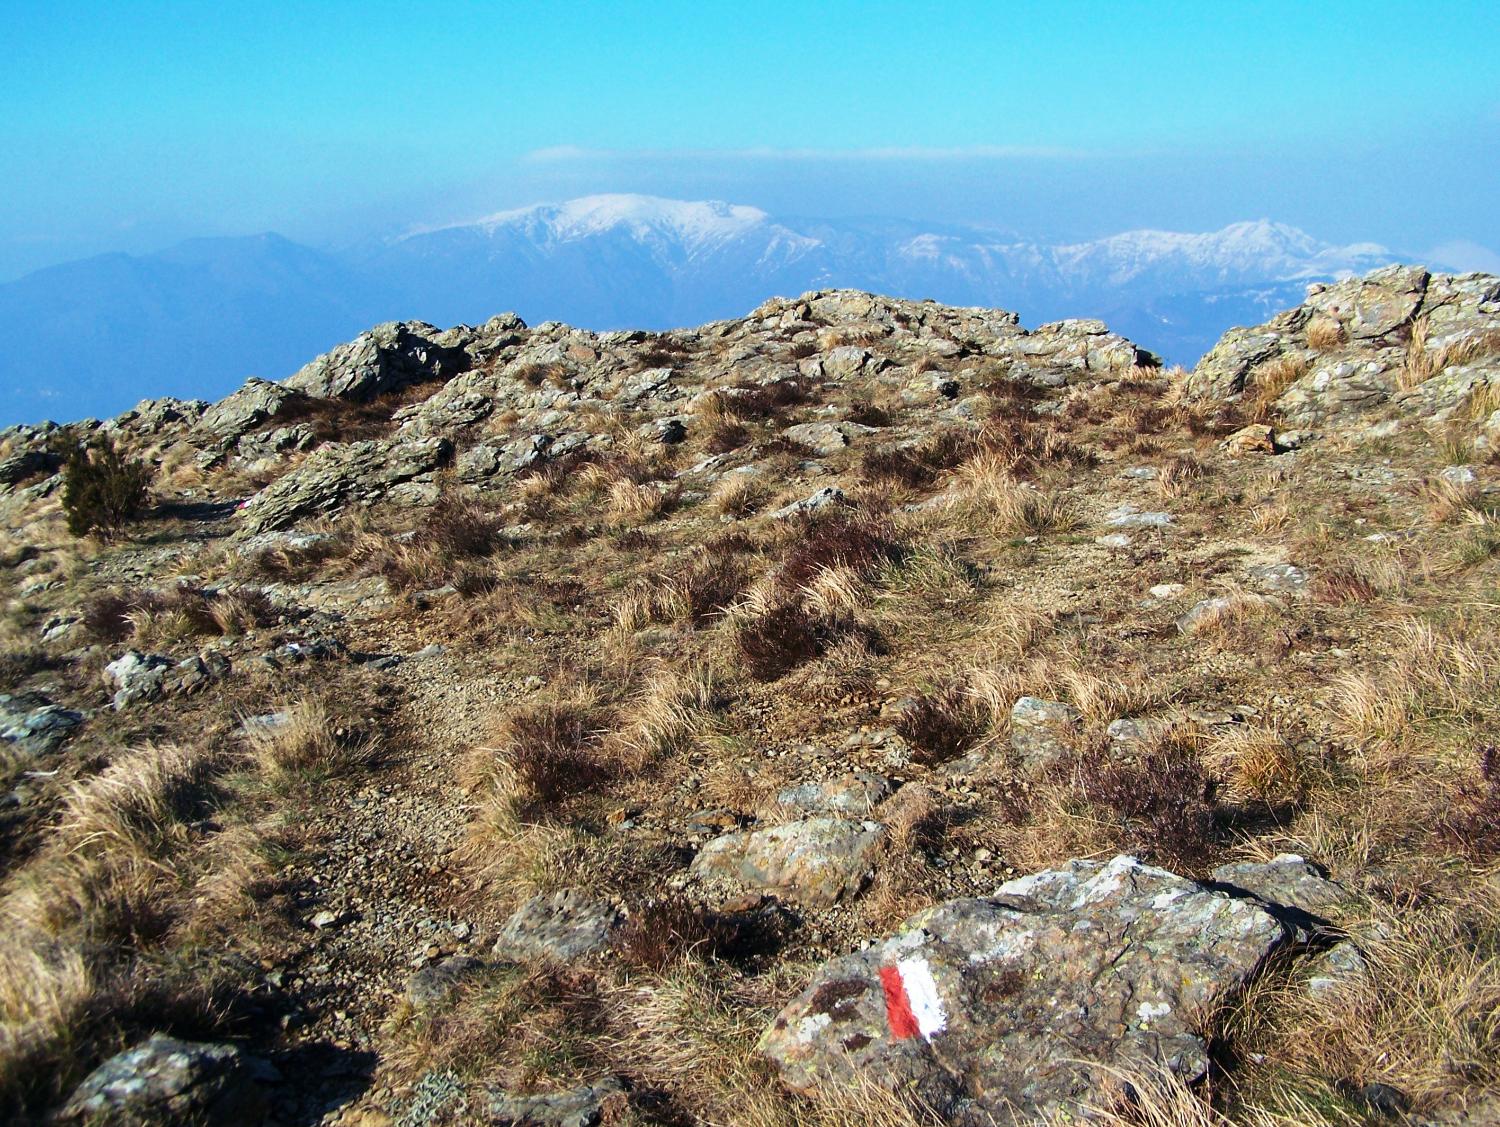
[[710, 473, 769, 518], [1246, 354, 1310, 419], [606, 479, 675, 526], [1403, 320, 1500, 391], [1232, 890, 1500, 1120], [243, 697, 380, 785], [1304, 315, 1346, 352], [950, 458, 1078, 537], [607, 662, 718, 770], [1329, 615, 1499, 751]]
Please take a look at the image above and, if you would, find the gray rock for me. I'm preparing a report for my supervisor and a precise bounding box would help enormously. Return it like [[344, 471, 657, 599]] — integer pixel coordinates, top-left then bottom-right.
[[1010, 696, 1080, 771], [1211, 854, 1355, 918], [104, 650, 172, 710], [759, 855, 1289, 1125], [0, 693, 83, 757], [769, 486, 847, 520], [1104, 503, 1174, 528], [0, 448, 59, 486], [492, 889, 619, 963], [486, 1078, 626, 1127], [691, 816, 885, 906], [238, 435, 451, 534], [1306, 939, 1369, 999], [57, 1034, 268, 1126], [781, 421, 870, 455], [283, 321, 471, 401], [1175, 596, 1235, 634], [1246, 563, 1309, 593], [195, 378, 306, 442], [406, 956, 484, 1009], [776, 772, 894, 815]]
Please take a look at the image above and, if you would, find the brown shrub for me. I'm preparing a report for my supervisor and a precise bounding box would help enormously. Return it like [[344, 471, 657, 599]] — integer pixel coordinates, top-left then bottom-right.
[[846, 401, 894, 428], [1076, 733, 1220, 867], [703, 419, 752, 453], [616, 900, 786, 970], [860, 430, 976, 489], [1437, 746, 1500, 858], [490, 702, 610, 817], [777, 513, 902, 592], [732, 601, 840, 681], [731, 378, 809, 419], [895, 686, 988, 765]]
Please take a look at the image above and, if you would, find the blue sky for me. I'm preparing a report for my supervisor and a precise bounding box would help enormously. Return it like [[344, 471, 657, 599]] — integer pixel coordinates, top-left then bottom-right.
[[4, 0, 1498, 277]]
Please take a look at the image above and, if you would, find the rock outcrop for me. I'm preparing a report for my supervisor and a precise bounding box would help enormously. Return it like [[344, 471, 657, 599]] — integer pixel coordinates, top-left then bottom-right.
[[57, 1035, 269, 1126], [1190, 265, 1500, 427], [759, 856, 1295, 1123]]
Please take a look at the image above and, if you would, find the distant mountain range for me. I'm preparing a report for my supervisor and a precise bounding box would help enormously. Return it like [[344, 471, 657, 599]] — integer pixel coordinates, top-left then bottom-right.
[[0, 194, 1405, 425]]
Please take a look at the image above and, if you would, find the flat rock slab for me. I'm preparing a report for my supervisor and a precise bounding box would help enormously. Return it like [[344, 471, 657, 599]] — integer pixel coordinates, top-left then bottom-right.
[[0, 692, 83, 757], [759, 855, 1289, 1124], [406, 955, 484, 1009], [691, 816, 885, 906], [58, 1034, 268, 1126], [1212, 854, 1354, 919], [776, 772, 894, 815], [486, 1077, 626, 1127], [1010, 696, 1080, 772], [492, 889, 619, 963]]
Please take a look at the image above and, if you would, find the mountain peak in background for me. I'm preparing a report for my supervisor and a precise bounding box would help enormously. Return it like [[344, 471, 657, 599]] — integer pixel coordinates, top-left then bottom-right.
[[0, 194, 1407, 426]]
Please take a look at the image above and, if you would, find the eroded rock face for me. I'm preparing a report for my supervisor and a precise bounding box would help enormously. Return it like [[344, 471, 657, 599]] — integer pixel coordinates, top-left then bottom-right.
[[195, 378, 306, 443], [0, 692, 83, 757], [759, 856, 1289, 1124], [691, 816, 886, 906], [1009, 696, 1080, 771], [57, 1035, 268, 1126], [238, 435, 451, 534]]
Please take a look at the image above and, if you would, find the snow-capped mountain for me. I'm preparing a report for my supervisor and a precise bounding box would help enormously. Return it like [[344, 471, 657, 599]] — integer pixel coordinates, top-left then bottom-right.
[[0, 194, 1405, 425]]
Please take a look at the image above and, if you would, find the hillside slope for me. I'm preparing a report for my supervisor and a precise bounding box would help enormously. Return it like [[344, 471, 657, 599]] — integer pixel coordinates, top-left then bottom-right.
[[0, 269, 1498, 1125]]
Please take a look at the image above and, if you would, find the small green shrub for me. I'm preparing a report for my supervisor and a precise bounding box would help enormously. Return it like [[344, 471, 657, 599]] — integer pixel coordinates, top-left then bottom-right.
[[61, 437, 151, 539]]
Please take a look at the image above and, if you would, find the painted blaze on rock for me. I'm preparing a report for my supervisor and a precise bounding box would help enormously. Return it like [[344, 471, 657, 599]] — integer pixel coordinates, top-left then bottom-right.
[[758, 856, 1289, 1124]]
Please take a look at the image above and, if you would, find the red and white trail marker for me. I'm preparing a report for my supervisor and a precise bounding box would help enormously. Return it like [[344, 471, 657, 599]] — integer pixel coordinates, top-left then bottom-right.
[[879, 957, 947, 1041]]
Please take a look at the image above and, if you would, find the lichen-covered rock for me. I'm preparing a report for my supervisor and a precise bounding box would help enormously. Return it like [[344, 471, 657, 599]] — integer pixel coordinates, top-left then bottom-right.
[[104, 650, 172, 709], [492, 889, 619, 963], [1191, 266, 1500, 426], [57, 1034, 268, 1126], [1211, 853, 1354, 918], [238, 435, 451, 534], [759, 855, 1289, 1124], [691, 816, 885, 906], [195, 377, 306, 442], [283, 321, 472, 401], [405, 955, 484, 1009]]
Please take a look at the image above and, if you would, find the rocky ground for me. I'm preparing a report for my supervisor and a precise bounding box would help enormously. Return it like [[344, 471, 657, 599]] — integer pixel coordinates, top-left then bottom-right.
[[1, 266, 1498, 1125]]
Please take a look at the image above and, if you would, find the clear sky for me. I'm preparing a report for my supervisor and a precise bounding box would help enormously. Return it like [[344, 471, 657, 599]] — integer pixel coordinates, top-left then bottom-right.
[[4, 0, 1498, 277]]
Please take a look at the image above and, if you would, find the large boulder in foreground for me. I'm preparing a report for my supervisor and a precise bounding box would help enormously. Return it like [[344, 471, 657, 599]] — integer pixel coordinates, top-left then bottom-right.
[[57, 1035, 267, 1125], [759, 855, 1290, 1124]]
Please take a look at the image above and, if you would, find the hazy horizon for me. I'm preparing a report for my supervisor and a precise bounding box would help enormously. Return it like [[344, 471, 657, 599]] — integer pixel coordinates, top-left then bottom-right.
[[5, 1, 1498, 281]]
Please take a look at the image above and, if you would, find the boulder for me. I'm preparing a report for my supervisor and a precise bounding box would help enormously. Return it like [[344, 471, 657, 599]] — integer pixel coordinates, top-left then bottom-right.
[[492, 889, 619, 963], [759, 855, 1289, 1124], [104, 651, 172, 710], [1211, 854, 1355, 919], [57, 1034, 268, 1126], [769, 486, 847, 520], [405, 956, 484, 1010], [195, 378, 306, 442], [776, 772, 894, 815], [691, 816, 885, 907], [237, 435, 451, 535]]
